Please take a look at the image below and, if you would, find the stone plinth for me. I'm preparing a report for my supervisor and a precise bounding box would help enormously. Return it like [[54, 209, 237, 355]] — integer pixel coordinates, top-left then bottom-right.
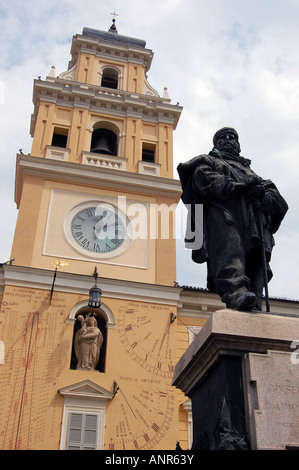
[[244, 350, 299, 449], [172, 309, 299, 450]]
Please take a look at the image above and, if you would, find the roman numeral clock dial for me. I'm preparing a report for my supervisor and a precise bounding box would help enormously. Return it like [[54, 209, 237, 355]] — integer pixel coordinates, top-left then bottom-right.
[[107, 303, 177, 450], [64, 202, 129, 258]]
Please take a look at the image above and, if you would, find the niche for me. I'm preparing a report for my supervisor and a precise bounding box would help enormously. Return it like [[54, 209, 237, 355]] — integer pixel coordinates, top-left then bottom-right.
[[70, 309, 107, 373]]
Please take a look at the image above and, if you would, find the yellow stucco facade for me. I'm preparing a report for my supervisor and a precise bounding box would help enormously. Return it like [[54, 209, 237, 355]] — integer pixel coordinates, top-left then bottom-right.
[[0, 283, 181, 450]]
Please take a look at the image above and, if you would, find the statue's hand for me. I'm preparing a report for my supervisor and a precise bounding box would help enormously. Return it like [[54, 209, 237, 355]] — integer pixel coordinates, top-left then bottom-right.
[[247, 185, 265, 206], [245, 175, 263, 188], [225, 181, 243, 196]]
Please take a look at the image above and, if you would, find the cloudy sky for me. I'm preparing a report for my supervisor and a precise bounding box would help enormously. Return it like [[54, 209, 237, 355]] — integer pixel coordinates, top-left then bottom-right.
[[0, 0, 298, 301]]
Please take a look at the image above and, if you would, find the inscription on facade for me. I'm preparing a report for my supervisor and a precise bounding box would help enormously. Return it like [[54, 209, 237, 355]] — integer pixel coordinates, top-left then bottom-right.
[[0, 286, 69, 449]]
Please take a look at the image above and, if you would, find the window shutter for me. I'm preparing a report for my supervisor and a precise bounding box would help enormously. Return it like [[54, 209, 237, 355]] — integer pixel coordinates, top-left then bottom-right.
[[83, 414, 98, 449], [67, 412, 82, 449], [66, 412, 99, 450]]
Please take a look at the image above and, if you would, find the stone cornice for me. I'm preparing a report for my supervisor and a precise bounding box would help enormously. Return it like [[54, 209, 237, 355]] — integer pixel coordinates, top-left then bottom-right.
[[2, 265, 298, 316], [30, 78, 182, 136], [14, 154, 182, 208], [178, 289, 225, 317], [0, 264, 181, 306], [69, 32, 154, 71]]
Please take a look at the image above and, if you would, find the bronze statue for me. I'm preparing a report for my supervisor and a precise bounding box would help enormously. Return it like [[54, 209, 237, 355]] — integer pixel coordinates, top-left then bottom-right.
[[177, 127, 288, 312], [75, 314, 103, 370]]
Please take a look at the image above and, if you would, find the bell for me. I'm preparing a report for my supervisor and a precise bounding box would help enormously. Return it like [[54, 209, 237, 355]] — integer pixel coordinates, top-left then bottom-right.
[[90, 129, 117, 155]]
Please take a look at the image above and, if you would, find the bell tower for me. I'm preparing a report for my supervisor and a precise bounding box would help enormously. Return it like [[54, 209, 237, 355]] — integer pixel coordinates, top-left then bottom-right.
[[12, 19, 182, 286], [0, 21, 188, 451]]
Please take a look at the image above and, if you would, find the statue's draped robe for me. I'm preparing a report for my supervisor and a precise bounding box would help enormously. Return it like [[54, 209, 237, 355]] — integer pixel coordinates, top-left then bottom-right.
[[177, 151, 288, 307], [75, 324, 103, 370]]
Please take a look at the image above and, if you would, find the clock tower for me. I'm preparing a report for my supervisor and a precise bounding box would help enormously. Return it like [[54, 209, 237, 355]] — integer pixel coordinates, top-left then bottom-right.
[[13, 20, 182, 285], [0, 20, 191, 450]]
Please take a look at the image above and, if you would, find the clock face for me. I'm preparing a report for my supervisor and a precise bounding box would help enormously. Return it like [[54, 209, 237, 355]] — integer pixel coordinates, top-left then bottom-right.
[[64, 201, 130, 258]]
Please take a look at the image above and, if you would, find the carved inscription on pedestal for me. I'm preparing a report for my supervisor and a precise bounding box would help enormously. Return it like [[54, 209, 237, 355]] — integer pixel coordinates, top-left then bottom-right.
[[244, 350, 299, 450]]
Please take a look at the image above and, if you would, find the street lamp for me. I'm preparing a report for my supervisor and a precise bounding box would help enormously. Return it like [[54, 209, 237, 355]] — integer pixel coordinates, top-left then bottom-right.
[[88, 266, 102, 308]]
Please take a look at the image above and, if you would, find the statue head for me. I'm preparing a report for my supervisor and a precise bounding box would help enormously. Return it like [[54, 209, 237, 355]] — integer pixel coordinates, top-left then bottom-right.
[[86, 314, 98, 327], [213, 127, 241, 156]]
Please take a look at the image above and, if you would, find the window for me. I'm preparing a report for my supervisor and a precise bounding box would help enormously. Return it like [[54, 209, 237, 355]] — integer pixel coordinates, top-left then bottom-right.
[[101, 68, 119, 89], [59, 379, 113, 450], [51, 127, 68, 148], [142, 143, 155, 162], [66, 412, 98, 450]]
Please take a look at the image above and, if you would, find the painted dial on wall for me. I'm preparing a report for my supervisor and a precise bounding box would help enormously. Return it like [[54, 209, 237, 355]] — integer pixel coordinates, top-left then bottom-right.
[[105, 302, 178, 450], [70, 204, 126, 254], [118, 304, 175, 378], [107, 381, 176, 450]]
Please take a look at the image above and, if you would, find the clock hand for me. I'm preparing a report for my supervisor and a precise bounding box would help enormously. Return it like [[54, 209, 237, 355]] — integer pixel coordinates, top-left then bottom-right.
[[95, 219, 117, 232], [94, 220, 107, 239], [95, 220, 104, 231]]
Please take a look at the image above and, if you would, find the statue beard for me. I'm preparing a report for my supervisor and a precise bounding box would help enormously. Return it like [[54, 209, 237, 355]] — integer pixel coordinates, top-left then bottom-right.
[[215, 140, 241, 157]]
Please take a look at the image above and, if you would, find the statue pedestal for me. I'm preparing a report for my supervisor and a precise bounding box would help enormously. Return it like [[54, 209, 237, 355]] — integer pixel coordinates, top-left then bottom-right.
[[172, 309, 299, 450]]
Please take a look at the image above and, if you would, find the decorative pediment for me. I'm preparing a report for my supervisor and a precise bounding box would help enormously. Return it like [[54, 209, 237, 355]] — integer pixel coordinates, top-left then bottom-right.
[[59, 379, 113, 401]]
